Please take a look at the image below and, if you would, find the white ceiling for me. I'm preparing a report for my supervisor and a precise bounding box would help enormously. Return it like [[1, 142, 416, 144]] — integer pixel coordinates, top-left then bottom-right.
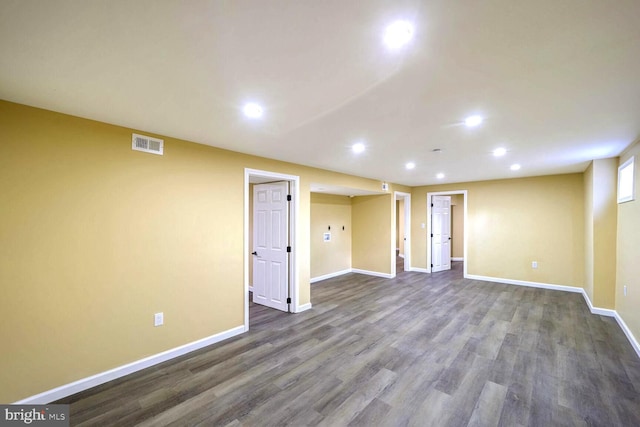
[[1, 0, 639, 186]]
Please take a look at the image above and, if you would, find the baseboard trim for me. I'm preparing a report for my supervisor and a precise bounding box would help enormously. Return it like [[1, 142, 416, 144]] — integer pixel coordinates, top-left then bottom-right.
[[398, 254, 405, 259], [614, 312, 640, 359], [581, 291, 616, 317], [410, 267, 429, 273], [249, 285, 254, 292], [451, 257, 464, 262], [310, 269, 352, 283], [15, 325, 246, 404], [351, 269, 395, 279], [295, 303, 313, 313], [466, 274, 583, 294], [468, 274, 640, 358]]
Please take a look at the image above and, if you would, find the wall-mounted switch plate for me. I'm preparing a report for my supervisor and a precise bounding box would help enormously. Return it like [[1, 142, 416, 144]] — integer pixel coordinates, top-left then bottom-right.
[[532, 261, 538, 269], [154, 312, 164, 327], [624, 285, 627, 296]]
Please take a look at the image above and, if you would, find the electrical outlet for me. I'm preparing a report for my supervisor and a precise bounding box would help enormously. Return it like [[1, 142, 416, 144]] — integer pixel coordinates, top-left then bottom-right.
[[532, 261, 538, 269], [154, 312, 164, 327], [624, 285, 627, 297]]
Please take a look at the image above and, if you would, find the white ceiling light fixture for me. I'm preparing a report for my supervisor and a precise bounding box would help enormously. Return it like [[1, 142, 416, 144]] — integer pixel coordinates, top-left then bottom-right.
[[243, 102, 263, 119], [405, 162, 416, 170], [493, 147, 507, 157], [510, 164, 521, 171], [436, 173, 445, 179], [352, 142, 365, 154], [384, 20, 414, 49], [464, 115, 483, 127]]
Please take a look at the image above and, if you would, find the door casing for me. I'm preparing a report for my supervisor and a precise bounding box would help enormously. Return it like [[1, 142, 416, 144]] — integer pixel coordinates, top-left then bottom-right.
[[426, 190, 468, 276], [244, 168, 300, 331]]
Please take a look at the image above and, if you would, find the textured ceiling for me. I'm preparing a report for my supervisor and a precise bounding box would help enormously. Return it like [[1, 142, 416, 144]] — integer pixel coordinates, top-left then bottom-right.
[[1, 0, 639, 186]]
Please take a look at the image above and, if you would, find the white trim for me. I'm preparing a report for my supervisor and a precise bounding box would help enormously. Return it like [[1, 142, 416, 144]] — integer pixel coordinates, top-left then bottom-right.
[[15, 325, 246, 404], [352, 268, 395, 279], [451, 257, 464, 262], [249, 285, 254, 292], [466, 274, 583, 293], [393, 191, 412, 275], [468, 274, 640, 359], [581, 291, 616, 317], [617, 155, 635, 203], [410, 267, 429, 273], [614, 312, 640, 359], [398, 254, 405, 258], [426, 190, 467, 277], [294, 303, 313, 313], [311, 269, 352, 283], [244, 168, 301, 322]]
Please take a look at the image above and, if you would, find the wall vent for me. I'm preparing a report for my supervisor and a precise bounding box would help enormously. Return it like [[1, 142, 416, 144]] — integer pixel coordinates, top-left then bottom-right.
[[132, 133, 164, 155]]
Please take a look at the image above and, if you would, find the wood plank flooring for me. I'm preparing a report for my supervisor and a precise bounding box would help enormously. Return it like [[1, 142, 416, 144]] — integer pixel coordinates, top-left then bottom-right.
[[58, 261, 640, 426]]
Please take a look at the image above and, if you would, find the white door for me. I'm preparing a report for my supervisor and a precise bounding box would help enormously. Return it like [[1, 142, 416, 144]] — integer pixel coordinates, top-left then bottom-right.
[[253, 182, 290, 312], [432, 195, 452, 272]]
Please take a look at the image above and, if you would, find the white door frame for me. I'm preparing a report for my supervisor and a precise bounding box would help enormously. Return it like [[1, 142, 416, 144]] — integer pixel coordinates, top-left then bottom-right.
[[244, 168, 300, 331], [426, 190, 467, 277], [393, 191, 411, 275]]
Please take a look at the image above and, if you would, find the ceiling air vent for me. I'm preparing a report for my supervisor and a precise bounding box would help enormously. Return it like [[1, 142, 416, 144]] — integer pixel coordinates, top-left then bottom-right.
[[132, 133, 164, 155]]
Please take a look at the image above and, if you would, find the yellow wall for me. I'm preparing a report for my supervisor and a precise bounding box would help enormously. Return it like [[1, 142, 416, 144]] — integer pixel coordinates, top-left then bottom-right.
[[451, 194, 464, 259], [584, 162, 595, 302], [587, 159, 618, 308], [412, 174, 584, 287], [616, 140, 640, 344], [0, 100, 394, 402], [352, 195, 393, 274], [310, 193, 352, 278]]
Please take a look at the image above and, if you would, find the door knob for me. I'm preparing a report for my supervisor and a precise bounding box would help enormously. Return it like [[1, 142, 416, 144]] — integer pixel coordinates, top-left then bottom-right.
[[251, 251, 258, 256]]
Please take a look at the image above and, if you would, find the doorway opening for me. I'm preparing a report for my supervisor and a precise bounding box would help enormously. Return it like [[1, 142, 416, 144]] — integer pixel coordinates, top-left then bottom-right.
[[244, 168, 300, 332], [393, 192, 411, 276], [426, 190, 467, 277]]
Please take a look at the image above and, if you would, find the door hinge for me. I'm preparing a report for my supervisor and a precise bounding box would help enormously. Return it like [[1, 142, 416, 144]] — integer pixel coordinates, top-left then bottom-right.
[[431, 233, 433, 238], [431, 264, 434, 268], [287, 246, 291, 253], [287, 297, 292, 304], [431, 203, 434, 207], [287, 194, 292, 201]]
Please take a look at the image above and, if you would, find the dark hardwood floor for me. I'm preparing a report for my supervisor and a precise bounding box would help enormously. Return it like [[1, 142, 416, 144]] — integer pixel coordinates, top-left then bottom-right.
[[59, 260, 640, 426]]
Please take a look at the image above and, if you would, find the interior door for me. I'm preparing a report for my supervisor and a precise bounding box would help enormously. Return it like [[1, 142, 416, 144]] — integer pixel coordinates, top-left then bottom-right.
[[252, 181, 290, 312], [432, 195, 452, 272]]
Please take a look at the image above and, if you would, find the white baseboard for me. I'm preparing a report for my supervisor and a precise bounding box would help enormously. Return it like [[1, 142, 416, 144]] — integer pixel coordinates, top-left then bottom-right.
[[468, 274, 640, 359], [295, 303, 313, 313], [310, 269, 352, 283], [15, 325, 246, 404], [410, 267, 429, 273], [351, 269, 395, 279], [466, 274, 583, 294], [580, 291, 616, 317], [451, 257, 464, 262], [249, 285, 254, 292], [398, 254, 405, 259], [614, 312, 640, 359]]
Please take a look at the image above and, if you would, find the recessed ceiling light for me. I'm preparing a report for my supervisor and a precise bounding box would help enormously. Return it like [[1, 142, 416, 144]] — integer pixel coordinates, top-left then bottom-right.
[[464, 115, 483, 127], [352, 142, 365, 154], [436, 173, 445, 179], [243, 102, 263, 119], [510, 164, 521, 171], [406, 162, 416, 170], [493, 147, 507, 157], [384, 20, 414, 49]]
